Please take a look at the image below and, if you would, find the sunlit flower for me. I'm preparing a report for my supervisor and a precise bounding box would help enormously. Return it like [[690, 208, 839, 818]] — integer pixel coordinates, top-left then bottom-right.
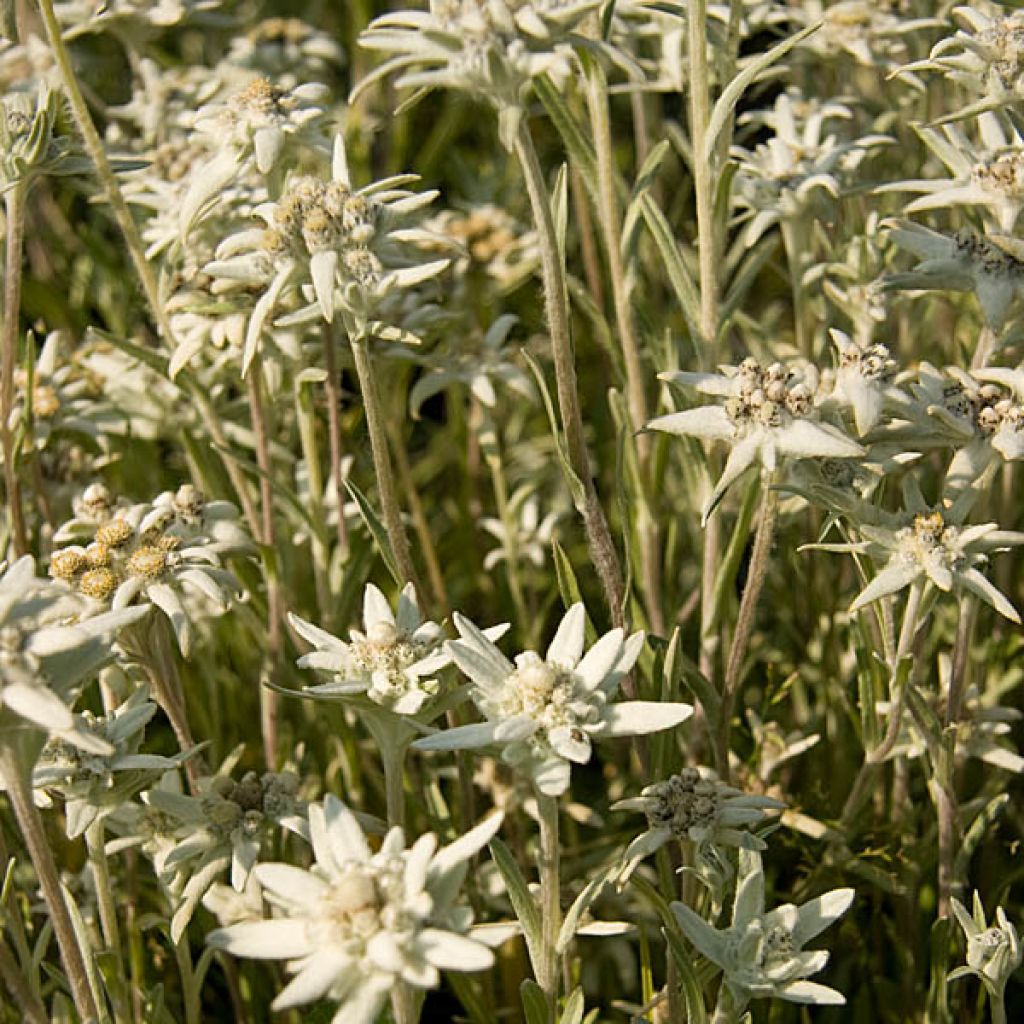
[[204, 134, 446, 373], [814, 491, 1024, 622], [289, 582, 507, 716], [414, 603, 692, 796], [480, 488, 562, 572], [825, 329, 901, 435], [672, 848, 854, 1011], [209, 794, 503, 1023], [651, 358, 864, 523]]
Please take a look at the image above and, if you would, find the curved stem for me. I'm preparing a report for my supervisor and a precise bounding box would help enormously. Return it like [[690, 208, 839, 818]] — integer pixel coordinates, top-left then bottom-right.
[[2, 182, 28, 556], [717, 477, 778, 779], [536, 792, 562, 1022], [512, 117, 626, 632], [349, 333, 422, 597], [0, 746, 99, 1023]]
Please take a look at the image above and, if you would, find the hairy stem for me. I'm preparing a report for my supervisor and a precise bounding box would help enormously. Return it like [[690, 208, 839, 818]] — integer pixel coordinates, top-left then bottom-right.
[[247, 358, 283, 767], [321, 322, 351, 561], [1, 182, 28, 556], [0, 746, 99, 1023], [536, 792, 562, 1022], [513, 117, 626, 631], [349, 333, 422, 596], [717, 478, 778, 779]]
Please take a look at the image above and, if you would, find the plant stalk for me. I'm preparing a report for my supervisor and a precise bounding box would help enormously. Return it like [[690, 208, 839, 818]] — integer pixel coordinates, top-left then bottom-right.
[[321, 322, 351, 562], [512, 117, 626, 631], [0, 746, 99, 1023], [536, 792, 562, 1022], [1, 182, 28, 556], [717, 477, 778, 779], [349, 333, 423, 597]]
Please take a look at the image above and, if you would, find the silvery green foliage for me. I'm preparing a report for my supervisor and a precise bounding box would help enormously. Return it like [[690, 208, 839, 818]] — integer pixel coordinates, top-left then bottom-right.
[[208, 794, 503, 1024], [950, 891, 1023, 1017], [0, 85, 87, 190], [0, 557, 146, 754], [32, 683, 185, 837], [49, 484, 247, 656], [650, 358, 864, 523], [414, 603, 692, 796], [673, 848, 854, 1010]]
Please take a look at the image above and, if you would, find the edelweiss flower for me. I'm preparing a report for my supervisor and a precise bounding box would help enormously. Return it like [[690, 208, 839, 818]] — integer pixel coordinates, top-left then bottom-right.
[[359, 0, 607, 146], [902, 114, 1024, 232], [613, 767, 783, 880], [226, 18, 345, 84], [650, 358, 864, 523], [204, 134, 447, 373], [884, 221, 1024, 329], [0, 85, 86, 190], [816, 492, 1024, 622], [0, 557, 146, 755], [149, 759, 310, 940], [825, 329, 901, 435], [904, 362, 1024, 492], [32, 684, 185, 837], [289, 582, 507, 716], [949, 892, 1022, 1005], [414, 603, 693, 796], [898, 6, 1024, 118], [480, 488, 562, 572], [673, 849, 854, 1010], [733, 91, 890, 246], [209, 794, 503, 1023], [49, 485, 246, 656]]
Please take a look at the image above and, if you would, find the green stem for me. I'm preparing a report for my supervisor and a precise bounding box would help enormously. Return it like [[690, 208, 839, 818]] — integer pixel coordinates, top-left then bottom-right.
[[1, 182, 28, 556], [0, 934, 46, 1024], [780, 218, 810, 358], [174, 936, 200, 1024], [717, 477, 778, 780], [584, 63, 665, 637], [294, 376, 332, 615], [0, 746, 99, 1023], [85, 822, 119, 954], [536, 792, 561, 1022], [349, 333, 423, 597], [321, 322, 351, 563], [512, 117, 626, 632]]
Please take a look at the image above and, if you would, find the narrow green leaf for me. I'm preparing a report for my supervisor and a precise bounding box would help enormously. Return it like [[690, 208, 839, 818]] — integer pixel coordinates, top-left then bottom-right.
[[702, 21, 822, 167], [343, 476, 403, 586], [955, 794, 1010, 880], [639, 194, 700, 341], [559, 986, 586, 1024], [534, 74, 598, 202], [490, 838, 542, 969], [521, 979, 549, 1024], [557, 866, 615, 953]]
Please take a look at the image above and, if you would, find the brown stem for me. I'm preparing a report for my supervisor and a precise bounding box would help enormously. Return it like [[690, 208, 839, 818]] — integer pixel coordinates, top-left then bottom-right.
[[2, 183, 29, 556], [717, 479, 778, 780], [513, 118, 626, 632], [247, 358, 282, 768], [0, 747, 99, 1022]]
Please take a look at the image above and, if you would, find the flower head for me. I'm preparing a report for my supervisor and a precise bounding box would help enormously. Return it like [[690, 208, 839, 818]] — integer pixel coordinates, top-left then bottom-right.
[[289, 582, 503, 716], [949, 892, 1022, 1004], [673, 848, 854, 1010], [825, 329, 901, 435], [651, 358, 864, 523], [414, 603, 692, 796], [613, 767, 783, 882], [209, 794, 502, 1023]]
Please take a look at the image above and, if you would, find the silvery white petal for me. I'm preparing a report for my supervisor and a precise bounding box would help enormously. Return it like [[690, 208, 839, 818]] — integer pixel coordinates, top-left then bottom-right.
[[288, 613, 346, 652], [413, 721, 501, 751], [209, 920, 313, 958], [2, 682, 75, 732], [574, 629, 624, 691], [960, 569, 1020, 623], [849, 561, 921, 611], [418, 928, 494, 971], [776, 980, 846, 1005], [791, 888, 856, 947], [599, 701, 693, 737], [548, 725, 592, 763], [647, 405, 736, 441], [253, 125, 284, 176], [310, 249, 338, 323], [671, 902, 727, 966], [774, 419, 864, 459], [272, 950, 346, 1010], [533, 757, 571, 796], [363, 583, 396, 630], [546, 602, 585, 667], [703, 432, 762, 524], [309, 795, 370, 874], [493, 715, 540, 742], [254, 863, 328, 909], [332, 976, 390, 1024]]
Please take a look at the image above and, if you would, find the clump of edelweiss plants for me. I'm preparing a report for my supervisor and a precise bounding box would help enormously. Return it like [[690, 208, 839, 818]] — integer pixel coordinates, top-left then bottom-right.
[[0, 1, 1022, 1022]]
